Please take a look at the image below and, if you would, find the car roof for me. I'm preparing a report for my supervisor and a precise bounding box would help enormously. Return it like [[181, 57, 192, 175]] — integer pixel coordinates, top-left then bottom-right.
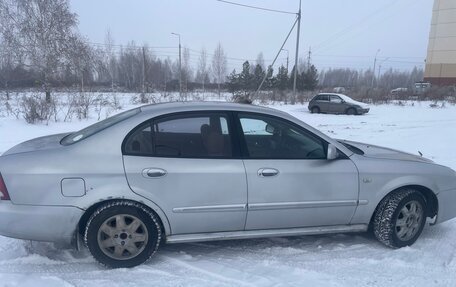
[[317, 93, 346, 97], [139, 101, 287, 116]]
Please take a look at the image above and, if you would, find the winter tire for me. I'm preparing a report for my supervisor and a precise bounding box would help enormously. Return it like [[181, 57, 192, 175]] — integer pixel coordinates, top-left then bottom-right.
[[373, 189, 427, 248], [346, 108, 357, 115], [85, 201, 161, 268], [311, 106, 320, 114]]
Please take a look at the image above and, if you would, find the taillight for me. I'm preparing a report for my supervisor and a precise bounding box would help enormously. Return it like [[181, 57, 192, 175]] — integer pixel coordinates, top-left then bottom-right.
[[0, 173, 10, 200]]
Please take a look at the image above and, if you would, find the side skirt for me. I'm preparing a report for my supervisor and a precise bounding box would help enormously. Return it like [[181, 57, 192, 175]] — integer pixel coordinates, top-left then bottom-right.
[[166, 224, 368, 244]]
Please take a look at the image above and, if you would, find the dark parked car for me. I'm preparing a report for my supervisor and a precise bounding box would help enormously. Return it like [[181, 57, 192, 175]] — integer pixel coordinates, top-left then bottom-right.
[[308, 93, 369, 115]]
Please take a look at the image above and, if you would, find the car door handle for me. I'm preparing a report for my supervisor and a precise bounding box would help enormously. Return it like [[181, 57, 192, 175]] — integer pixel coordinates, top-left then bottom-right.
[[258, 168, 279, 177], [142, 168, 167, 178]]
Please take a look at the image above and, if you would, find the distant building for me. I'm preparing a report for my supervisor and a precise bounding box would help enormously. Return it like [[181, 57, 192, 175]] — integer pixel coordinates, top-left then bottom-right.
[[424, 0, 456, 85]]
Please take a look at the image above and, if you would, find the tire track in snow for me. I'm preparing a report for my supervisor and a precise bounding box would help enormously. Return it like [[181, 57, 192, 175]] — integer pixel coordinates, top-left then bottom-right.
[[158, 254, 256, 287]]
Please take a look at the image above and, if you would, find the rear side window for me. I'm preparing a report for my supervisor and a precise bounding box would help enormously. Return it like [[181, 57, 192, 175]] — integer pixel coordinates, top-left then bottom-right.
[[316, 95, 329, 101], [123, 113, 233, 158], [124, 123, 153, 155]]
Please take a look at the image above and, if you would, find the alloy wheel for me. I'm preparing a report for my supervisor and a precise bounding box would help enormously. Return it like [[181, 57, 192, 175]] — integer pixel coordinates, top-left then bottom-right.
[[97, 214, 149, 260]]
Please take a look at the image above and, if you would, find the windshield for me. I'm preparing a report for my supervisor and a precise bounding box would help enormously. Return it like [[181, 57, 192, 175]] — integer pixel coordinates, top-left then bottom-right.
[[61, 108, 140, 145]]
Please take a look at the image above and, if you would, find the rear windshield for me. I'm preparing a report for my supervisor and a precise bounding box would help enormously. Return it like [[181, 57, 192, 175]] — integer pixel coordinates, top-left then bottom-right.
[[61, 108, 140, 145]]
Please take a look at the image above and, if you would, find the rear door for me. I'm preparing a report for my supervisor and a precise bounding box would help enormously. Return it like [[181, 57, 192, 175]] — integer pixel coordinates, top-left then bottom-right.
[[315, 95, 330, 112], [122, 112, 247, 235]]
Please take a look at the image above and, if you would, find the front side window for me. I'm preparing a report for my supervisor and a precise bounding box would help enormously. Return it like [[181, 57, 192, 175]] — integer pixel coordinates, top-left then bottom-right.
[[123, 113, 233, 158], [239, 114, 326, 159], [330, 95, 343, 103]]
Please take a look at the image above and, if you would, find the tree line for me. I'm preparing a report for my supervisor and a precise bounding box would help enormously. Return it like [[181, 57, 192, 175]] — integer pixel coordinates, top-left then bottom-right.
[[227, 61, 318, 96], [0, 0, 425, 102]]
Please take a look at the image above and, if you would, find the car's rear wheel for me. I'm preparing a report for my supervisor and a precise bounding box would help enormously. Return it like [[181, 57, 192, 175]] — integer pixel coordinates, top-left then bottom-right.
[[373, 189, 427, 248], [346, 108, 357, 115], [85, 201, 161, 268], [311, 106, 320, 114]]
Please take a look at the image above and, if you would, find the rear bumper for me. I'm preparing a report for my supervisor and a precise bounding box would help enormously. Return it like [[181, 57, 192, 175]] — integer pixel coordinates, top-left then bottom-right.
[[435, 188, 456, 224], [0, 201, 83, 244]]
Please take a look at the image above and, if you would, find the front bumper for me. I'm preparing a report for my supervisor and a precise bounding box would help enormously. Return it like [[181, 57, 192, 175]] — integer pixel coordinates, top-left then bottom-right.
[[357, 108, 370, 114], [0, 201, 83, 244], [435, 188, 456, 224]]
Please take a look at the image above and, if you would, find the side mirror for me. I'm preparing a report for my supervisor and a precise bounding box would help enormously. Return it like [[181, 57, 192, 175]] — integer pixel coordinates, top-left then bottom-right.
[[327, 144, 339, 160], [265, 124, 275, 134]]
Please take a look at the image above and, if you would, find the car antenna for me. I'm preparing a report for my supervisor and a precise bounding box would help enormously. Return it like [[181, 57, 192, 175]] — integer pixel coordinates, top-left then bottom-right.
[[418, 151, 423, 157]]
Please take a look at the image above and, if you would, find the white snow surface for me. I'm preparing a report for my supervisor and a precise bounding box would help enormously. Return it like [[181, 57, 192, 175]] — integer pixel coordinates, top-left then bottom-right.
[[0, 95, 456, 287]]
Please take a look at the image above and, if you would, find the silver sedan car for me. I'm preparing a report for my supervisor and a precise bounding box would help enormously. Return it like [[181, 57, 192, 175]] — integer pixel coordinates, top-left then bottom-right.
[[1, 102, 456, 268]]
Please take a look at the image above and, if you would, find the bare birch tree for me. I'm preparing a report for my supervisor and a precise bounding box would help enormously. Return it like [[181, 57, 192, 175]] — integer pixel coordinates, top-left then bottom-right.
[[0, 38, 16, 100], [67, 36, 93, 92], [211, 42, 227, 95], [104, 29, 116, 92], [182, 46, 192, 92], [256, 52, 265, 70], [196, 47, 209, 91], [0, 0, 80, 102]]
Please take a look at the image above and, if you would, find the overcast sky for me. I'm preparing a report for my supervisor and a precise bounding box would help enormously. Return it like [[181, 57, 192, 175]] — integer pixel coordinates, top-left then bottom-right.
[[70, 0, 433, 72]]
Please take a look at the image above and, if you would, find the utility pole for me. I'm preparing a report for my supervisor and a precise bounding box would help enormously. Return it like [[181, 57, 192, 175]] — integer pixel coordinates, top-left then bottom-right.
[[171, 32, 182, 99], [292, 0, 302, 104], [307, 46, 312, 71], [216, 0, 301, 98], [281, 49, 289, 72], [378, 65, 382, 83], [377, 57, 389, 88], [371, 49, 380, 88], [142, 46, 146, 97], [255, 18, 299, 95]]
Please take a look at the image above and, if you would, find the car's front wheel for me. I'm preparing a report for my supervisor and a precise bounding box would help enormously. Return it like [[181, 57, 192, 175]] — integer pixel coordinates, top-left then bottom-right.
[[84, 201, 161, 268], [346, 108, 357, 115], [373, 189, 427, 248]]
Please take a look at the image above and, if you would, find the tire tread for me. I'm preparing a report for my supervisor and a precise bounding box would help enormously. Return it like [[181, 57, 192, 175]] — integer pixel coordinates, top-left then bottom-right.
[[84, 200, 162, 268], [373, 189, 424, 248]]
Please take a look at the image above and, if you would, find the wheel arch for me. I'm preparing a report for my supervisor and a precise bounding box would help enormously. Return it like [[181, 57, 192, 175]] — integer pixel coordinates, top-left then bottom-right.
[[78, 198, 171, 239], [370, 184, 439, 226], [345, 107, 357, 114]]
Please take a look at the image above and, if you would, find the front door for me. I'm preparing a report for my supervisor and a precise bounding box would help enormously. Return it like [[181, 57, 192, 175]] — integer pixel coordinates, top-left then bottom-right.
[[236, 113, 359, 230], [329, 95, 345, 114], [122, 112, 247, 235]]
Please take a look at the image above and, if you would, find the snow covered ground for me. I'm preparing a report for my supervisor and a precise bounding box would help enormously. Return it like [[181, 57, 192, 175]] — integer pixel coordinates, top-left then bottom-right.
[[0, 95, 456, 286]]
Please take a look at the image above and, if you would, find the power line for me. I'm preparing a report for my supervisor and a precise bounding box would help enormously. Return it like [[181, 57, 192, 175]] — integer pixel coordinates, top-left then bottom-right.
[[313, 0, 408, 53], [314, 0, 419, 54], [187, 48, 286, 63], [85, 41, 287, 64], [216, 0, 296, 15], [9, 38, 420, 72], [87, 41, 177, 50], [313, 54, 425, 60]]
